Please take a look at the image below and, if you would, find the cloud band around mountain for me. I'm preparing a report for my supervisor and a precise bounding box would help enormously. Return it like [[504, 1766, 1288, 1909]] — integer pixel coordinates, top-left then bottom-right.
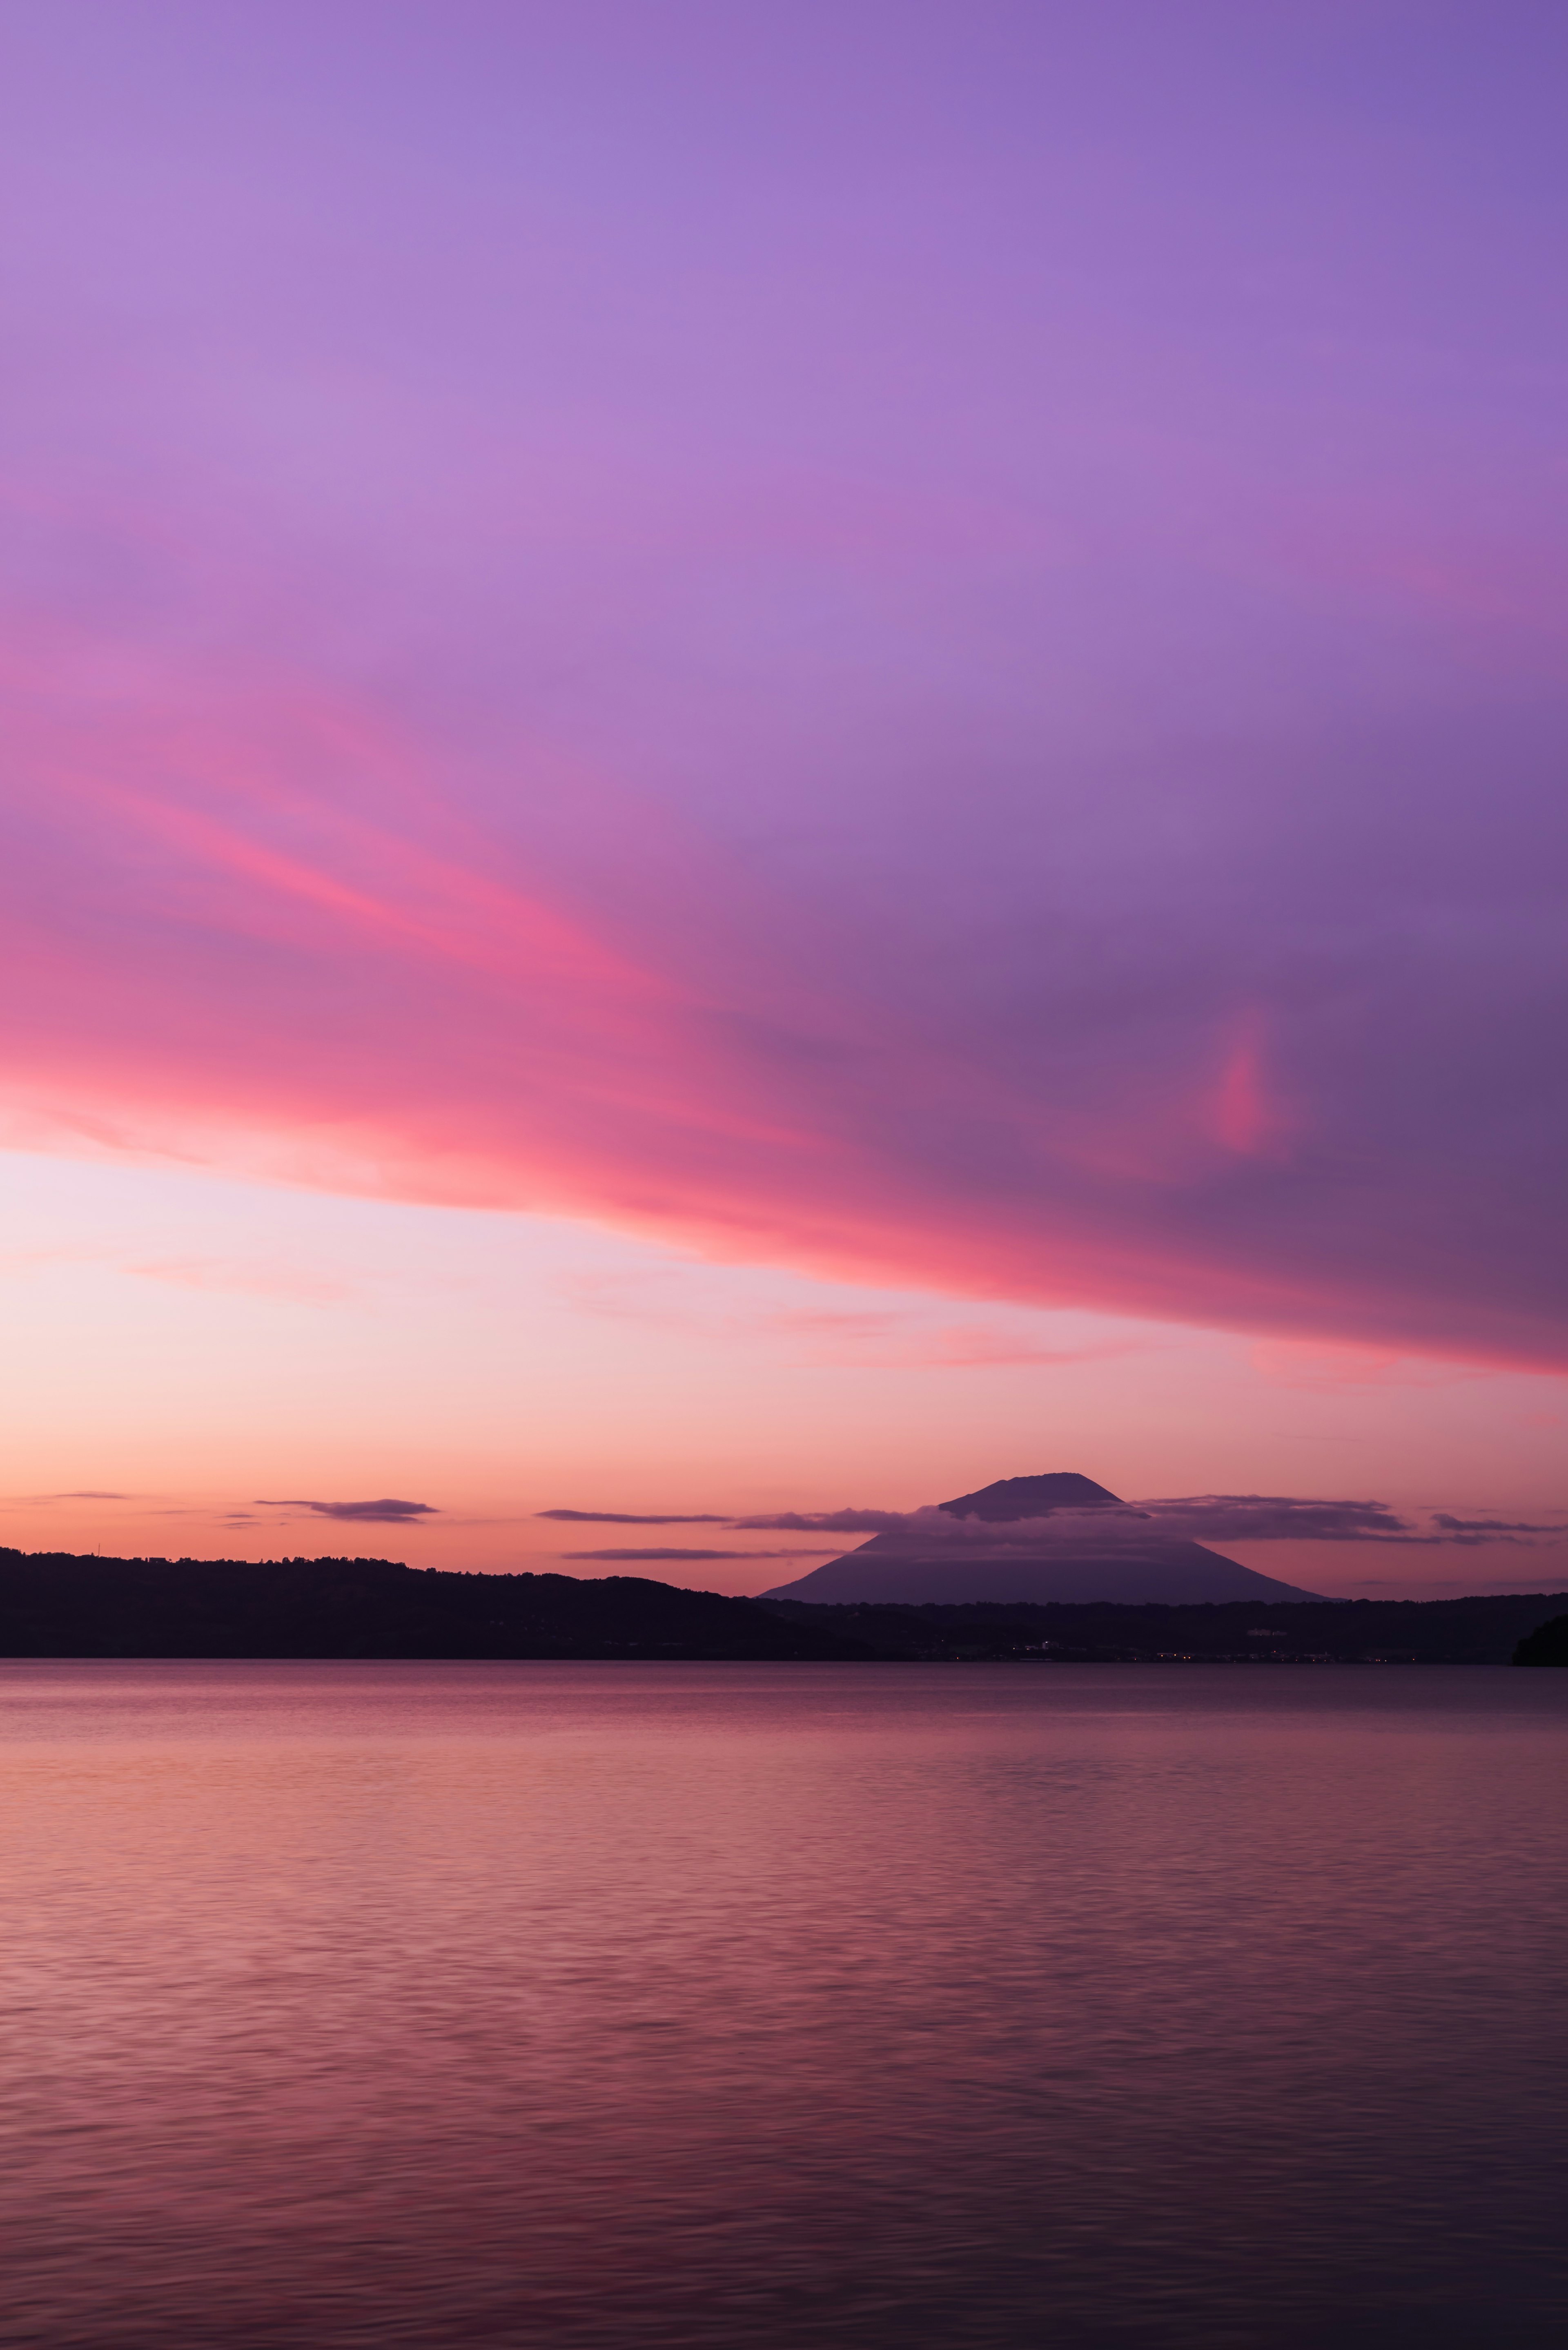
[[547, 1494, 1568, 1550]]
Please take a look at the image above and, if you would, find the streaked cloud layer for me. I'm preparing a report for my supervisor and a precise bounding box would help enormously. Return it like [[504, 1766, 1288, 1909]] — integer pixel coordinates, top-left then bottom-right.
[[2, 5, 1566, 1384]]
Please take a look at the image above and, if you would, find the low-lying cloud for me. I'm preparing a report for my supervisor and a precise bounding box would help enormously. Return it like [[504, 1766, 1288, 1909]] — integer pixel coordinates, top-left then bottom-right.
[[538, 1510, 732, 1524], [563, 1545, 836, 1563], [1131, 1496, 1417, 1542], [1143, 1496, 1568, 1547], [1433, 1514, 1568, 1535], [255, 1497, 439, 1524], [732, 1509, 916, 1535]]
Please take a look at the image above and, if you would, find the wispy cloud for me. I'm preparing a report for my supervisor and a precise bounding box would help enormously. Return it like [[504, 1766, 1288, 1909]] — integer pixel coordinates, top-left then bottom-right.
[[129, 1257, 355, 1305], [2, 1245, 354, 1306], [554, 1280, 1152, 1373], [752, 1311, 1149, 1371]]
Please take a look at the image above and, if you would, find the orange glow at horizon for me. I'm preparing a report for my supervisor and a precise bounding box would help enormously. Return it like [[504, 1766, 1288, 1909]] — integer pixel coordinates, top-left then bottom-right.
[[3, 1150, 1564, 1605]]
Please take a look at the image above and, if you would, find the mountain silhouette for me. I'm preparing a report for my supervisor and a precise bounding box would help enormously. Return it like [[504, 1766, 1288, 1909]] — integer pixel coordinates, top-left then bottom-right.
[[763, 1472, 1323, 1604], [938, 1472, 1124, 1519]]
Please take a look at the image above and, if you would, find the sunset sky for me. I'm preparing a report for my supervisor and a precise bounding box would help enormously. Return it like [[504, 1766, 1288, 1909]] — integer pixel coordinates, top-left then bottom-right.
[[3, 2, 1565, 1597]]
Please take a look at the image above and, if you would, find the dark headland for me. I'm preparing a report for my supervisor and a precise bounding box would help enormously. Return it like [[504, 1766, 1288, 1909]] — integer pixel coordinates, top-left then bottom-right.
[[2, 1547, 1566, 1664], [1512, 1612, 1568, 1666], [0, 1550, 863, 1661]]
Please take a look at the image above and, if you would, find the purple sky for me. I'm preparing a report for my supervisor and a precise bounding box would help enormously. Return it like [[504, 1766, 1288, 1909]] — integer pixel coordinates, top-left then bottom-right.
[[2, 3, 1566, 1563]]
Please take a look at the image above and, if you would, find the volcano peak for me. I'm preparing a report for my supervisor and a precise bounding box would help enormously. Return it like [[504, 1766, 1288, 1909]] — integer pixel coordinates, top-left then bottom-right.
[[938, 1472, 1124, 1522]]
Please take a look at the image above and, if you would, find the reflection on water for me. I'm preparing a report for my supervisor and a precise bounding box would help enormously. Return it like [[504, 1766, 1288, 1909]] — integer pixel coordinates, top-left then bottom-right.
[[1, 1663, 1564, 2348]]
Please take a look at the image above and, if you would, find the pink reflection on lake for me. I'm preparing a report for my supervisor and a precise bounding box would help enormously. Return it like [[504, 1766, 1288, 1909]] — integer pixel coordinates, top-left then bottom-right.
[[3, 1663, 1566, 2347]]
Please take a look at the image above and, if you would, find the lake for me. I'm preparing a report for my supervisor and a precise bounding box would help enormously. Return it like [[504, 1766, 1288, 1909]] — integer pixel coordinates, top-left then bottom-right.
[[2, 1662, 1564, 2348]]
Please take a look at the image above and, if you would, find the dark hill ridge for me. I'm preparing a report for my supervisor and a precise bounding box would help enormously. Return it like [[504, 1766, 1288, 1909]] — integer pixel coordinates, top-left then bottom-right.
[[0, 1550, 866, 1661], [1, 1548, 1560, 1664], [764, 1470, 1322, 1605]]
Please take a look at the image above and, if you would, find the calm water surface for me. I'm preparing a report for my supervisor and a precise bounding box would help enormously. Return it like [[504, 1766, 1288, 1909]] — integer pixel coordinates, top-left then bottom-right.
[[1, 1663, 1564, 2348]]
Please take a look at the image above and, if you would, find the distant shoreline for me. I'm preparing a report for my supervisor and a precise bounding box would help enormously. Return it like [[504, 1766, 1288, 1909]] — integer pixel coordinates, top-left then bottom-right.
[[2, 1550, 1564, 1666]]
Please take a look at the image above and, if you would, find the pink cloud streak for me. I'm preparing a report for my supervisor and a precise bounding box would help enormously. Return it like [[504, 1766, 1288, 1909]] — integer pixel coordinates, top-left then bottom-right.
[[2, 639, 1565, 1372], [1, 5, 1565, 1373]]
